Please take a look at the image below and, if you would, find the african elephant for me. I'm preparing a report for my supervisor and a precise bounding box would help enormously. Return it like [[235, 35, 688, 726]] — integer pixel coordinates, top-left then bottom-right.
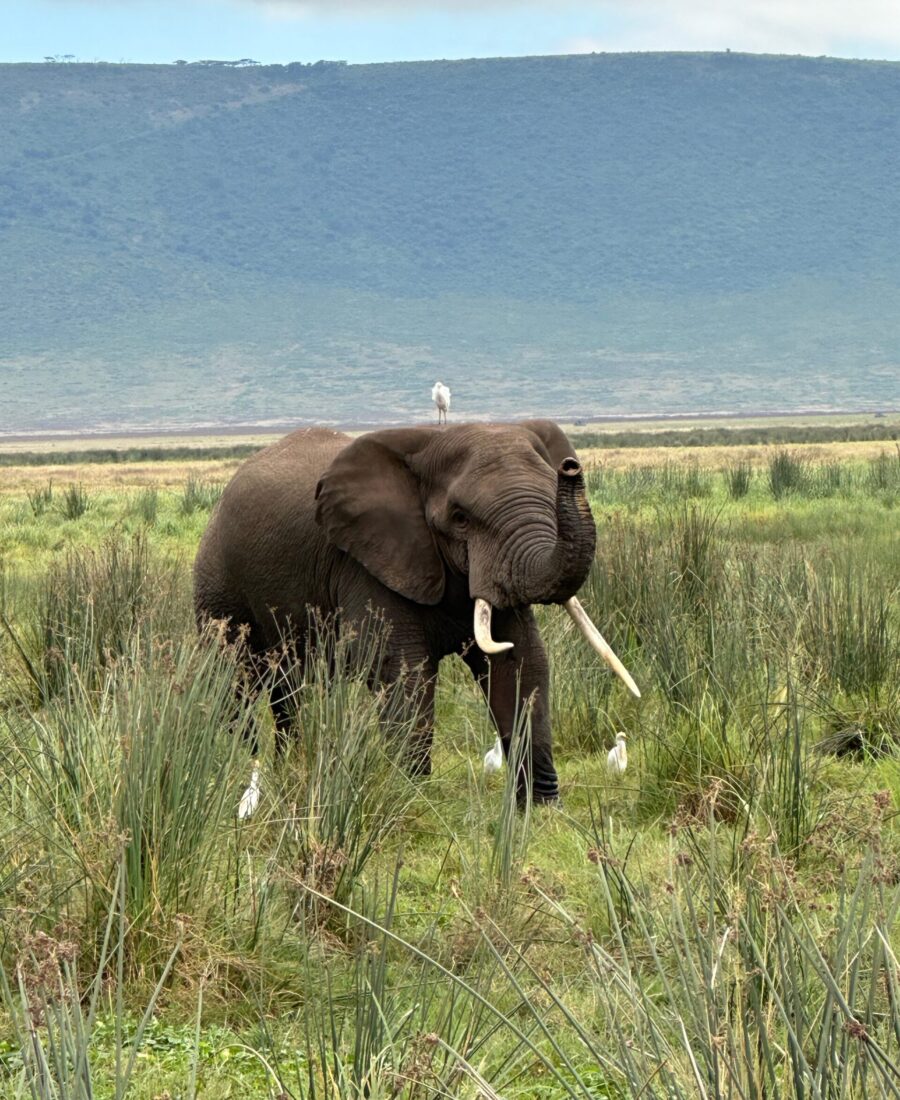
[[193, 421, 638, 805]]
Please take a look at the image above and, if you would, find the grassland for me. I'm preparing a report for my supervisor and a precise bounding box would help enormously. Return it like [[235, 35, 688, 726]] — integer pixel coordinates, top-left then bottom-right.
[[0, 441, 898, 1097], [1, 411, 896, 490]]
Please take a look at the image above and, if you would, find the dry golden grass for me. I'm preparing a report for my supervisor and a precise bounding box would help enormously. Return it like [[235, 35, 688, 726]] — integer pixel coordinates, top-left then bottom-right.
[[0, 458, 244, 494], [1, 412, 896, 494], [560, 412, 896, 434], [0, 431, 284, 456], [2, 439, 894, 494], [580, 438, 897, 470]]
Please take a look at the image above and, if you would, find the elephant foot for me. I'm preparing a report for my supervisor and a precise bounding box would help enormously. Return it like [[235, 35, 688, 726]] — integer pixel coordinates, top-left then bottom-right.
[[530, 775, 561, 804], [402, 745, 433, 779], [518, 778, 561, 810]]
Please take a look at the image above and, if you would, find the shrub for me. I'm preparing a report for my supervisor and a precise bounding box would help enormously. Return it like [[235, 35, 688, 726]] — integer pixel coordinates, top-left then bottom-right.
[[26, 480, 53, 516], [179, 475, 223, 515], [0, 859, 185, 1100], [1, 533, 187, 703], [867, 446, 900, 493], [58, 483, 91, 519], [767, 449, 808, 498], [723, 459, 753, 498], [4, 626, 254, 966], [799, 560, 897, 698]]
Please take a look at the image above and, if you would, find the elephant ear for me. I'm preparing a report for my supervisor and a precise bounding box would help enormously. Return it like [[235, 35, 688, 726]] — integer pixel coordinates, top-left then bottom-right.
[[315, 431, 445, 606], [519, 419, 580, 468]]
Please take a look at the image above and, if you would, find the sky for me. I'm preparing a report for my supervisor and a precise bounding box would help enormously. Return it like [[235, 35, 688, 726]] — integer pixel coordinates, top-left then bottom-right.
[[4, 0, 900, 67]]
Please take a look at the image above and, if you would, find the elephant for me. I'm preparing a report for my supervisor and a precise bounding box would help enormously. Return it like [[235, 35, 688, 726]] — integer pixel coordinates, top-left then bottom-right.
[[193, 420, 638, 805]]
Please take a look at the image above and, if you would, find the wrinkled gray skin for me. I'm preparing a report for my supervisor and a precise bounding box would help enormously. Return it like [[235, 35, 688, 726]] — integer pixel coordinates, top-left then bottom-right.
[[193, 420, 597, 803]]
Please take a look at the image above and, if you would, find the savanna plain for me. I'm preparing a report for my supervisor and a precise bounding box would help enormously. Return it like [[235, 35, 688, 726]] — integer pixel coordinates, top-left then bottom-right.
[[0, 425, 899, 1098]]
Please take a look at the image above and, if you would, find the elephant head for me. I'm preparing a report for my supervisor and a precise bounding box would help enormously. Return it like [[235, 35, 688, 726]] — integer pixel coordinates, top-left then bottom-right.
[[314, 420, 639, 694]]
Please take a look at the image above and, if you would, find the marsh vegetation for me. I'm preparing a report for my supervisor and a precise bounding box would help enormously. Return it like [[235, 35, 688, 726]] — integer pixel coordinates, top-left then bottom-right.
[[0, 446, 897, 1097]]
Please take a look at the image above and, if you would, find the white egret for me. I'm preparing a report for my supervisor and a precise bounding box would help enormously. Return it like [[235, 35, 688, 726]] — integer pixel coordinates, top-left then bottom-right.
[[432, 381, 451, 425], [237, 763, 261, 819], [483, 735, 504, 774], [607, 732, 627, 777]]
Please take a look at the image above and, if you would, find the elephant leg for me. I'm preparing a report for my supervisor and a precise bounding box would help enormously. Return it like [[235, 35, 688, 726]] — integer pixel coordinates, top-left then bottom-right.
[[235, 639, 303, 758], [377, 653, 437, 778], [272, 629, 315, 756], [269, 671, 298, 756], [338, 595, 438, 778], [463, 608, 559, 805], [227, 645, 268, 758]]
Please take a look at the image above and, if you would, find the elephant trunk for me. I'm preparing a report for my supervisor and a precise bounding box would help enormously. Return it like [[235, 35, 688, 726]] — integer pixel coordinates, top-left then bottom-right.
[[470, 457, 642, 697], [518, 457, 596, 606]]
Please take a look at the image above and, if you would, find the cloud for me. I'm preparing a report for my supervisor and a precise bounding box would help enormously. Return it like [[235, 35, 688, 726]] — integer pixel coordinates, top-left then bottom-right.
[[43, 0, 900, 57], [249, 0, 574, 12], [605, 0, 900, 54], [247, 0, 900, 55], [230, 0, 570, 24]]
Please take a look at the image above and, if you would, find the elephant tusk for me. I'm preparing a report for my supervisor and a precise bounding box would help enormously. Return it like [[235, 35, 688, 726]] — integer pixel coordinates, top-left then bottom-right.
[[474, 598, 514, 655], [564, 596, 641, 698]]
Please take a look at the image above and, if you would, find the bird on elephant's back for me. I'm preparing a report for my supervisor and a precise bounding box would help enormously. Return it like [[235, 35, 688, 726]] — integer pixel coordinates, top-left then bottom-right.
[[193, 420, 639, 809]]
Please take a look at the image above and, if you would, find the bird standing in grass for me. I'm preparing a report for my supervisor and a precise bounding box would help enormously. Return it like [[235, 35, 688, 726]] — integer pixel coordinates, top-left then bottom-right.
[[432, 381, 451, 425], [483, 735, 504, 774], [237, 763, 261, 819], [607, 732, 627, 776]]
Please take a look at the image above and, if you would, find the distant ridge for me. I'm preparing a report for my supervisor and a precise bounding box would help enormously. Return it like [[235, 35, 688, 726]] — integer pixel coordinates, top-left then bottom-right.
[[1, 52, 899, 430]]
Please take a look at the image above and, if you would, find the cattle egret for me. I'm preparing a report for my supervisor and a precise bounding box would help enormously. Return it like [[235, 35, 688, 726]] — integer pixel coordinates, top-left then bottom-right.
[[237, 763, 261, 819], [432, 381, 451, 425], [607, 732, 627, 776], [483, 735, 504, 774]]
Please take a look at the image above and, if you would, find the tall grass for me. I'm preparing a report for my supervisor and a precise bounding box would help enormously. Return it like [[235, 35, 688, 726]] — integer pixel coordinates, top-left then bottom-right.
[[0, 467, 897, 1094], [868, 446, 900, 492], [767, 449, 810, 498], [567, 501, 899, 830], [585, 449, 900, 510], [57, 484, 91, 520], [800, 560, 897, 699], [3, 627, 255, 968], [552, 816, 900, 1098], [583, 505, 898, 713], [26, 481, 54, 517], [723, 459, 753, 498], [0, 860, 185, 1100], [1, 533, 187, 703], [178, 475, 223, 515], [257, 865, 535, 1099], [262, 618, 423, 926], [585, 461, 714, 509], [130, 486, 159, 525], [256, 814, 900, 1100]]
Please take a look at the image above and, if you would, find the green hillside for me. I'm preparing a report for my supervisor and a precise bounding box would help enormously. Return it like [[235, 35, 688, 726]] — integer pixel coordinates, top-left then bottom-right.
[[2, 53, 899, 431]]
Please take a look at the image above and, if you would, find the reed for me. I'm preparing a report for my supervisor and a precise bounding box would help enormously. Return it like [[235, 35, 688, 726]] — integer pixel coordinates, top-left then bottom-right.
[[58, 484, 91, 521], [178, 475, 223, 515], [1, 533, 186, 704]]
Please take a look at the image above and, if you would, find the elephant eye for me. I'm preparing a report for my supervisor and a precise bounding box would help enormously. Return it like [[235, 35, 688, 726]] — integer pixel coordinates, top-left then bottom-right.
[[449, 506, 468, 530]]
